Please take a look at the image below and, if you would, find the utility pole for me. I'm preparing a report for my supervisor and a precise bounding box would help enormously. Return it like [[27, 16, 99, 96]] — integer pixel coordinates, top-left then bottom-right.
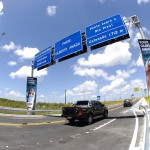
[[65, 90, 67, 105]]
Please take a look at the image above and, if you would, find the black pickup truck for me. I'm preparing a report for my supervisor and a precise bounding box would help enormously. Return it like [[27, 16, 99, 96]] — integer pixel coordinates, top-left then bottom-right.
[[62, 100, 108, 125]]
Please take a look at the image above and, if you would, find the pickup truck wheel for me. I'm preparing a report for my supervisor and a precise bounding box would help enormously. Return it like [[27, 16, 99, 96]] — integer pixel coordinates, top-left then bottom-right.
[[87, 115, 93, 125], [103, 111, 108, 119], [68, 119, 75, 124]]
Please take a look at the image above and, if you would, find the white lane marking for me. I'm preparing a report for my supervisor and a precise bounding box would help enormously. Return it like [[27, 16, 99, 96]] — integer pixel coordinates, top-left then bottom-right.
[[128, 111, 139, 150], [85, 132, 89, 134], [93, 119, 116, 131], [123, 110, 129, 114], [140, 111, 146, 150], [70, 133, 81, 139]]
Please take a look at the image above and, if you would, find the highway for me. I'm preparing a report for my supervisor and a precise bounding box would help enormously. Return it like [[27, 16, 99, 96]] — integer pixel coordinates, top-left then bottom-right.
[[0, 102, 144, 150]]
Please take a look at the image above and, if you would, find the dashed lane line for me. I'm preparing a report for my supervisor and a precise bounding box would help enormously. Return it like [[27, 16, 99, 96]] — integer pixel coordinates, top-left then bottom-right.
[[93, 119, 116, 131], [109, 105, 123, 112]]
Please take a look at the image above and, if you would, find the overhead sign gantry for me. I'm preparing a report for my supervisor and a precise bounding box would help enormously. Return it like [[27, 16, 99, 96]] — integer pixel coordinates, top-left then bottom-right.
[[33, 14, 130, 70]]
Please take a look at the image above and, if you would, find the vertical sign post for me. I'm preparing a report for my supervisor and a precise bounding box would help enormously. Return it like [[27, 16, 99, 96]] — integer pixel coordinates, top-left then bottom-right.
[[138, 39, 150, 104], [26, 77, 37, 114]]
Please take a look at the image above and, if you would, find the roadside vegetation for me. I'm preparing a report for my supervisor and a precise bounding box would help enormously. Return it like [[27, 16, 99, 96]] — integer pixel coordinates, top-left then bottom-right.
[[0, 97, 125, 110], [0, 97, 141, 115]]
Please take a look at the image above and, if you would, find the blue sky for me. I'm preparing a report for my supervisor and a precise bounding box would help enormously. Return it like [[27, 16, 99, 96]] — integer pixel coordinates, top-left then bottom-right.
[[0, 0, 150, 103]]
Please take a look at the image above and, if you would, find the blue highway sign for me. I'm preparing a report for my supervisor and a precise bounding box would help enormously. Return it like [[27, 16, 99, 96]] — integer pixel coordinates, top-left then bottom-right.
[[87, 25, 128, 47], [55, 31, 83, 60], [86, 14, 124, 38], [86, 14, 128, 47], [34, 46, 51, 69]]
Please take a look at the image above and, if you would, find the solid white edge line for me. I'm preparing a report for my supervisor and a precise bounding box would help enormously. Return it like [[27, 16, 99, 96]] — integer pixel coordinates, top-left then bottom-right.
[[141, 112, 146, 150], [93, 119, 116, 131], [128, 111, 139, 150]]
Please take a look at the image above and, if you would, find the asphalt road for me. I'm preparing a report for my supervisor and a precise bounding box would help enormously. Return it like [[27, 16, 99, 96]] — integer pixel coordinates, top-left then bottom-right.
[[0, 102, 144, 150]]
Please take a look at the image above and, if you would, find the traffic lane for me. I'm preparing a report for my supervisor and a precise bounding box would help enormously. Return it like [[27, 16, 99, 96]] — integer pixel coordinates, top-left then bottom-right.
[[0, 105, 144, 150]]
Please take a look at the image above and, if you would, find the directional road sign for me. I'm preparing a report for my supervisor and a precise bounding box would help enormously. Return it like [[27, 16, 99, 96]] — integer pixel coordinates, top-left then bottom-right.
[[34, 46, 51, 69], [87, 25, 127, 47], [85, 14, 128, 47], [55, 31, 83, 60]]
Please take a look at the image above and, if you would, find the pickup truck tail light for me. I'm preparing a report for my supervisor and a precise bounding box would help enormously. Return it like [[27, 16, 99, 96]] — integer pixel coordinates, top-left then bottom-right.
[[79, 109, 83, 116]]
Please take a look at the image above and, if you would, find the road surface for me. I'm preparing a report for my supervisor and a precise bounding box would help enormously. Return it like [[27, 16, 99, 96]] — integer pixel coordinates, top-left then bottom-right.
[[0, 102, 144, 150]]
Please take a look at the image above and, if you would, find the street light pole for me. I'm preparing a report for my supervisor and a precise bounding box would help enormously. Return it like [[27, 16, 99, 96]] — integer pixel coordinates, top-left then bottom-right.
[[65, 90, 67, 104], [31, 61, 34, 77]]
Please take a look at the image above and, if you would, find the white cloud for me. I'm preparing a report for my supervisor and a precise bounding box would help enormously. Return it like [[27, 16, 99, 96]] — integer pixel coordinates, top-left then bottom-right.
[[77, 42, 131, 67], [61, 81, 98, 101], [0, 91, 1, 94], [15, 47, 39, 60], [2, 42, 19, 52], [73, 65, 136, 80], [100, 78, 126, 94], [73, 66, 108, 78], [99, 78, 146, 100], [130, 79, 145, 88], [0, 2, 4, 16], [137, 0, 150, 5], [8, 61, 17, 66], [47, 6, 57, 16], [137, 55, 144, 67], [73, 80, 97, 95], [98, 0, 106, 3], [108, 69, 137, 81], [5, 88, 9, 91], [129, 55, 144, 68], [127, 26, 150, 48], [66, 90, 75, 96], [2, 42, 39, 60], [39, 94, 47, 99], [5, 90, 25, 98], [9, 66, 48, 79], [40, 95, 45, 98]]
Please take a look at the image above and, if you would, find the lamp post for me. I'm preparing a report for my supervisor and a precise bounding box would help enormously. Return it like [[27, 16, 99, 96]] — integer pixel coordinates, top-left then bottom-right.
[[31, 60, 34, 77], [65, 90, 67, 104]]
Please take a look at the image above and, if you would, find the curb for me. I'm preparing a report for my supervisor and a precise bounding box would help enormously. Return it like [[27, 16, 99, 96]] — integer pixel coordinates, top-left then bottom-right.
[[0, 113, 62, 118]]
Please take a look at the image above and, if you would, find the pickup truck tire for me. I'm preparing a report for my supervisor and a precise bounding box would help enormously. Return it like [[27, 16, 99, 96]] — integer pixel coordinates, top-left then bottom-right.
[[86, 115, 93, 125], [103, 111, 108, 119], [68, 119, 75, 124]]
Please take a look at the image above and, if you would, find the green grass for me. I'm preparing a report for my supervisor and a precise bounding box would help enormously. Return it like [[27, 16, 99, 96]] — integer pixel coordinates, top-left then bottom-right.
[[103, 100, 123, 106], [0, 98, 72, 110]]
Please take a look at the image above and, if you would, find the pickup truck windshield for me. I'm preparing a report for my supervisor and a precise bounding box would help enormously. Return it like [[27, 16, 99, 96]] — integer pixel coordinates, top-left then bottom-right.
[[76, 101, 89, 105]]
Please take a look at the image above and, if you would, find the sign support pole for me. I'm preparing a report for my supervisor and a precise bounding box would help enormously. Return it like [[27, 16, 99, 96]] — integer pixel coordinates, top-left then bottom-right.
[[27, 61, 35, 115], [128, 15, 149, 105], [31, 61, 34, 77]]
